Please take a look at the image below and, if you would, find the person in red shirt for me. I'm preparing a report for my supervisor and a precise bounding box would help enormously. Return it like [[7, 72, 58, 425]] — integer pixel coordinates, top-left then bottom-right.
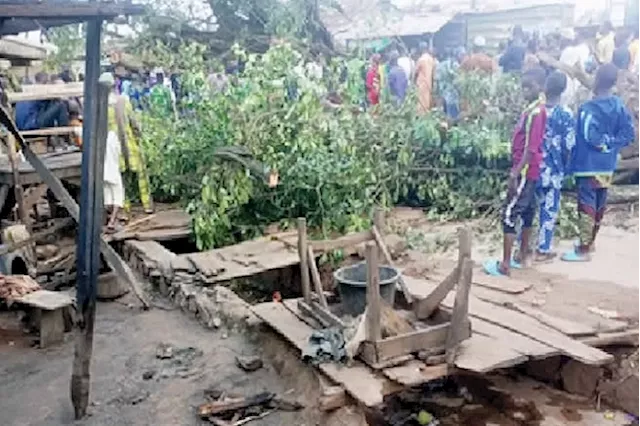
[[484, 67, 547, 277], [365, 53, 381, 107]]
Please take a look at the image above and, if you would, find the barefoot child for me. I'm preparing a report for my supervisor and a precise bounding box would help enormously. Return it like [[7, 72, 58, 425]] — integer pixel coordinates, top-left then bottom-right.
[[484, 67, 547, 276], [535, 71, 575, 261], [562, 64, 634, 261]]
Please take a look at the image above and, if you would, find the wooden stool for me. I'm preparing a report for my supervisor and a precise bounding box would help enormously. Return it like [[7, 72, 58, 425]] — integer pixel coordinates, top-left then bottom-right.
[[17, 289, 74, 348]]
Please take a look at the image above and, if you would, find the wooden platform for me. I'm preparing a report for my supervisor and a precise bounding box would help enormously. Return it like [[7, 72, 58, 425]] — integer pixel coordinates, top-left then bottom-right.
[[0, 150, 82, 185], [252, 259, 635, 408]]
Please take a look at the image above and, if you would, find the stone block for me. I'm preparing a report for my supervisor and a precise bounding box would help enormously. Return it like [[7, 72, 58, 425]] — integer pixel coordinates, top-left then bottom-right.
[[561, 360, 602, 397]]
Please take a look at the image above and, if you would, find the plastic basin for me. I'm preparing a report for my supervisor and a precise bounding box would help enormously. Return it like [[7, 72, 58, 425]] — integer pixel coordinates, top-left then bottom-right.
[[334, 262, 399, 316]]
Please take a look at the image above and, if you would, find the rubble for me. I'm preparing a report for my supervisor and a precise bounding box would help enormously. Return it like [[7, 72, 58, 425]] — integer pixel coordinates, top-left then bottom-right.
[[235, 355, 263, 372]]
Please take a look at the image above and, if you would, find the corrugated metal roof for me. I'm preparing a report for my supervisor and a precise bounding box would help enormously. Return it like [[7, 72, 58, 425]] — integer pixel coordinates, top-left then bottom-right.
[[322, 0, 575, 42], [464, 3, 575, 49]]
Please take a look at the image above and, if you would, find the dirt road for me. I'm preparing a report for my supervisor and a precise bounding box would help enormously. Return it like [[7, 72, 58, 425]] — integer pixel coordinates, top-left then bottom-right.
[[0, 296, 306, 426]]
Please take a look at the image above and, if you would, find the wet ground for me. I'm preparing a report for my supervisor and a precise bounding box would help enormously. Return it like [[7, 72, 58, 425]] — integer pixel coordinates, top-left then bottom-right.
[[0, 294, 308, 426]]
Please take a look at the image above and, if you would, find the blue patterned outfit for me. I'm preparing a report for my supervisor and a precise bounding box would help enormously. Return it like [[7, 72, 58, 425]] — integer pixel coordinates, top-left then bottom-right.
[[536, 104, 575, 253]]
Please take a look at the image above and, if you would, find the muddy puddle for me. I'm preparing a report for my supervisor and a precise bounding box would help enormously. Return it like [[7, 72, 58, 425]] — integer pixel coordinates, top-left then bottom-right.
[[376, 373, 636, 426]]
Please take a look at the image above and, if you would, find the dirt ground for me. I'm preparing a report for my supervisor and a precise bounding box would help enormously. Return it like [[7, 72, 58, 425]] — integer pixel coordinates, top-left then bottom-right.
[[0, 294, 311, 426]]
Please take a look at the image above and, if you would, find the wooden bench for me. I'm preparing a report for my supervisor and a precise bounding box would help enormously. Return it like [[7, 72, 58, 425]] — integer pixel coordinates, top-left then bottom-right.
[[16, 289, 74, 348]]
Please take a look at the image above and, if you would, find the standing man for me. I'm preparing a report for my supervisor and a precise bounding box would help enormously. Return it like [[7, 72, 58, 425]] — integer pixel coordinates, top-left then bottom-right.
[[435, 47, 464, 119], [415, 41, 436, 114], [595, 21, 615, 65], [558, 28, 589, 110], [500, 26, 527, 73], [461, 36, 496, 74], [387, 50, 408, 105], [397, 46, 414, 82]]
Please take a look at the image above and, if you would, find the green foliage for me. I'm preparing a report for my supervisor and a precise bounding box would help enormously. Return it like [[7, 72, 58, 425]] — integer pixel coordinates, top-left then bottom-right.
[[140, 42, 525, 251], [44, 24, 85, 71]]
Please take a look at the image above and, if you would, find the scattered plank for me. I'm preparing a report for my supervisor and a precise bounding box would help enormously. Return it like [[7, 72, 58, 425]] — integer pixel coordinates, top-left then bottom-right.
[[505, 303, 596, 337], [580, 330, 639, 347], [471, 269, 533, 294], [446, 293, 613, 365], [297, 299, 345, 329], [251, 302, 399, 407], [472, 318, 559, 359], [319, 386, 347, 411], [382, 360, 448, 386], [197, 392, 274, 417], [454, 334, 528, 373]]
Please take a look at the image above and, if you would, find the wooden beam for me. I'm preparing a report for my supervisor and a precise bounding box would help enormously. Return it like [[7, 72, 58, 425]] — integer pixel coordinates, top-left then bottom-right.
[[308, 245, 329, 309], [445, 257, 472, 366], [8, 84, 84, 103], [310, 230, 373, 253], [365, 242, 381, 342], [7, 133, 29, 228], [297, 299, 344, 329], [297, 218, 311, 304], [373, 321, 471, 362], [372, 225, 412, 305], [0, 3, 145, 19], [414, 226, 472, 319], [20, 126, 77, 137]]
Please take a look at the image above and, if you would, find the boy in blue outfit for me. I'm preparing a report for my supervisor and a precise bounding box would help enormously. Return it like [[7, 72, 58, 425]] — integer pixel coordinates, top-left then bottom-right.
[[536, 71, 575, 261], [562, 64, 635, 262]]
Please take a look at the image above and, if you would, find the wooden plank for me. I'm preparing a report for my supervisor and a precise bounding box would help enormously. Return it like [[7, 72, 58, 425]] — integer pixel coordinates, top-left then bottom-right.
[[472, 318, 559, 359], [319, 386, 347, 411], [20, 126, 76, 137], [17, 289, 73, 310], [374, 322, 469, 362], [297, 218, 311, 304], [454, 334, 528, 373], [297, 300, 345, 329], [445, 258, 472, 366], [413, 267, 458, 319], [307, 245, 328, 308], [579, 330, 639, 347], [365, 242, 381, 342], [371, 225, 412, 304], [445, 293, 613, 365], [39, 308, 65, 348], [8, 84, 84, 103], [311, 230, 373, 253], [471, 269, 533, 294], [506, 303, 596, 337], [252, 302, 397, 407], [383, 360, 448, 386]]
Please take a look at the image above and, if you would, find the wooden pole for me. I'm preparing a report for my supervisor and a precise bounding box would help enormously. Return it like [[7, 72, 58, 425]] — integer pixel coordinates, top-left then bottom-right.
[[71, 18, 104, 420], [365, 242, 381, 341], [297, 218, 311, 304], [445, 257, 472, 366], [7, 133, 28, 228], [307, 244, 329, 308]]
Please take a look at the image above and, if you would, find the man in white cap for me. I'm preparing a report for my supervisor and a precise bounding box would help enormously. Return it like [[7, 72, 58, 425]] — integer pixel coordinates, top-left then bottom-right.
[[461, 36, 496, 74]]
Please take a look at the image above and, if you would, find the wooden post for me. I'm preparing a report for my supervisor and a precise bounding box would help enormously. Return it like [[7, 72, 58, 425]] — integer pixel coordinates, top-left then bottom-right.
[[365, 242, 381, 341], [372, 225, 412, 305], [71, 19, 104, 420], [307, 244, 328, 308], [297, 218, 311, 304], [457, 226, 472, 270], [7, 134, 28, 228], [445, 257, 473, 366], [373, 208, 385, 234]]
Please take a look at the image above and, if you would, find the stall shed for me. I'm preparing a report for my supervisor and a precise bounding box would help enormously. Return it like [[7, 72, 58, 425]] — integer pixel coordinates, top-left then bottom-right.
[[461, 2, 575, 50]]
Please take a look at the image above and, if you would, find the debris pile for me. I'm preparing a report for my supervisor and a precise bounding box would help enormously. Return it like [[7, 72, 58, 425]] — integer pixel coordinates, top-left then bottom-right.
[[197, 389, 303, 425], [0, 274, 40, 302]]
